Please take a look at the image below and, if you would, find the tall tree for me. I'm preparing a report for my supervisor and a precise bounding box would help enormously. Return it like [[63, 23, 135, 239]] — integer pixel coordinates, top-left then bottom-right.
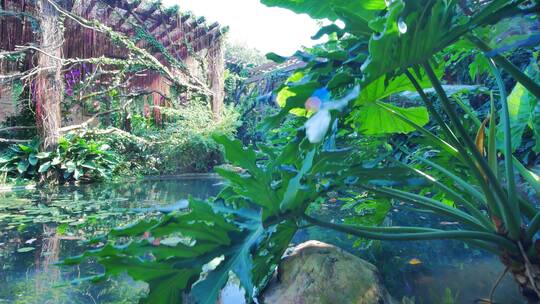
[[208, 40, 225, 119], [35, 0, 64, 151]]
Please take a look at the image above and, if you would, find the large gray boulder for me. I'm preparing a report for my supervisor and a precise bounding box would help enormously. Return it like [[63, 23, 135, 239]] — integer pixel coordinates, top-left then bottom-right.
[[262, 240, 395, 304]]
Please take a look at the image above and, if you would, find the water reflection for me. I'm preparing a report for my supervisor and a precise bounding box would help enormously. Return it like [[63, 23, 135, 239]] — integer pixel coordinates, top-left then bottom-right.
[[0, 177, 222, 303], [0, 178, 525, 303]]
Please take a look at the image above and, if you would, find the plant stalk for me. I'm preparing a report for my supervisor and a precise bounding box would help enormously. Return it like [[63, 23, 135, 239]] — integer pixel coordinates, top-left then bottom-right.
[[486, 58, 518, 210], [468, 34, 540, 100], [423, 61, 521, 240], [303, 214, 517, 254]]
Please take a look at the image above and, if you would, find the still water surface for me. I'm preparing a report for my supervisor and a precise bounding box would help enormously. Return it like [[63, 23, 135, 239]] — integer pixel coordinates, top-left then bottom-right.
[[0, 178, 523, 303]]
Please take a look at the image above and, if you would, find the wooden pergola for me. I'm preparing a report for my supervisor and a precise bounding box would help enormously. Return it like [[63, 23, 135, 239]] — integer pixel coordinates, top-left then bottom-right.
[[0, 0, 228, 129], [74, 0, 227, 62]]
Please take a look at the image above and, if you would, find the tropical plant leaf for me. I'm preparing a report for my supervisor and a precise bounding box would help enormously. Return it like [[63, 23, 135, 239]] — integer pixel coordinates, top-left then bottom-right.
[[260, 0, 385, 22], [17, 160, 29, 174], [38, 161, 52, 173], [497, 56, 540, 152], [350, 102, 429, 135], [280, 148, 316, 211], [62, 198, 297, 304], [360, 0, 520, 85]]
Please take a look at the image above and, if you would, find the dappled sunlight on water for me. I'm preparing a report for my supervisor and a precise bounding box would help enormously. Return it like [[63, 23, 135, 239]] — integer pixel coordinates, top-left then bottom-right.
[[0, 178, 222, 303], [0, 179, 525, 303]]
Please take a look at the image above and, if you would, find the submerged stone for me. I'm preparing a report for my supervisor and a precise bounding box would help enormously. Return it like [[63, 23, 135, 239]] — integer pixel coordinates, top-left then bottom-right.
[[262, 240, 395, 304]]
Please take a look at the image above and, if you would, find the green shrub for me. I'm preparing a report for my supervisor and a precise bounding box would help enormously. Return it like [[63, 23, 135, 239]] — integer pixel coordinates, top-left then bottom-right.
[[162, 133, 224, 173], [160, 103, 239, 173], [0, 135, 118, 183], [88, 102, 241, 175], [0, 140, 45, 180]]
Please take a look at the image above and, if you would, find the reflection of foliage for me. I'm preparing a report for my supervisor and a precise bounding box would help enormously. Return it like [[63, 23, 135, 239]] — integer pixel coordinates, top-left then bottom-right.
[[0, 178, 221, 235], [0, 178, 223, 304], [0, 271, 147, 304]]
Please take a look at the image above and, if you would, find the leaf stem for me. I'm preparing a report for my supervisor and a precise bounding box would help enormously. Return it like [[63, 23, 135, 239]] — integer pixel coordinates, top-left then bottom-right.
[[468, 34, 540, 100], [302, 214, 517, 254], [404, 69, 460, 148], [363, 185, 490, 232], [393, 160, 493, 229], [527, 212, 540, 240], [486, 59, 518, 216], [422, 61, 521, 240]]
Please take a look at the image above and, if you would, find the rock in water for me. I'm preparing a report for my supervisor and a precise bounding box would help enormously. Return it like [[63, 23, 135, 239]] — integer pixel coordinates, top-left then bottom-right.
[[262, 240, 395, 304]]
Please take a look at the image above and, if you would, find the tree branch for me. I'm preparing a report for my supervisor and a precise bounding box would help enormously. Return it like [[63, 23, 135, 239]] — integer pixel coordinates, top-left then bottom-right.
[[0, 126, 36, 133], [60, 99, 135, 133], [0, 138, 32, 143]]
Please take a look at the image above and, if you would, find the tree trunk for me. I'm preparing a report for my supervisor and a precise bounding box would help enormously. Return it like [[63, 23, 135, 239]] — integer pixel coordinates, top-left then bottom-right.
[[35, 0, 64, 151], [207, 40, 225, 120]]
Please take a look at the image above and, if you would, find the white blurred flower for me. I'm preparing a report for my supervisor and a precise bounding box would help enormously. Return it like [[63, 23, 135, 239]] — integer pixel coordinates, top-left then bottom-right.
[[304, 85, 360, 144], [305, 110, 331, 143]]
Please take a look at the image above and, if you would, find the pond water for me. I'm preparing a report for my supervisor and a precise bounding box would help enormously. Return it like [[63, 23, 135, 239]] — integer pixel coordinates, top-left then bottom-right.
[[0, 177, 524, 303]]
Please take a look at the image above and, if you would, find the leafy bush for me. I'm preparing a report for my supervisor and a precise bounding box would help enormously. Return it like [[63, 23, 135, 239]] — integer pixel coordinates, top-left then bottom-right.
[[0, 141, 47, 180], [135, 102, 241, 174], [82, 102, 240, 176], [0, 135, 118, 183], [51, 135, 118, 181], [158, 103, 240, 173], [162, 133, 224, 173]]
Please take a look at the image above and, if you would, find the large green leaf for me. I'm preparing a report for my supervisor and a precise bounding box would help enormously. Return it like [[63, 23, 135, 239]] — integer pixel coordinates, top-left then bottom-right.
[[63, 199, 296, 304], [497, 57, 540, 152], [275, 81, 319, 117], [354, 69, 436, 106], [344, 68, 434, 136], [260, 0, 385, 21], [280, 148, 316, 212], [361, 1, 457, 83], [17, 160, 29, 174], [213, 135, 282, 219], [359, 0, 521, 85], [350, 102, 429, 135]]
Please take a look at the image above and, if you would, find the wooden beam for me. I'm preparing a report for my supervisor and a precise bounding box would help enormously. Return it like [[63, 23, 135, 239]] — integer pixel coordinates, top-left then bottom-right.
[[161, 18, 200, 49], [139, 3, 159, 20], [188, 23, 220, 52], [147, 13, 172, 34], [179, 25, 207, 50], [155, 14, 192, 41], [109, 0, 143, 30], [83, 0, 98, 17], [192, 27, 223, 53], [104, 5, 115, 20], [111, 9, 130, 29]]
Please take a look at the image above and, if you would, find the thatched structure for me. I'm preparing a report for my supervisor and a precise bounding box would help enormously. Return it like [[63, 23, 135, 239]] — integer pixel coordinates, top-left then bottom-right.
[[0, 0, 227, 133]]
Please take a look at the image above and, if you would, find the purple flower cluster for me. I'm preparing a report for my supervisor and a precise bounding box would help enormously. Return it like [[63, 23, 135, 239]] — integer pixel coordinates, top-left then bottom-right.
[[64, 64, 90, 96], [64, 69, 81, 96]]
